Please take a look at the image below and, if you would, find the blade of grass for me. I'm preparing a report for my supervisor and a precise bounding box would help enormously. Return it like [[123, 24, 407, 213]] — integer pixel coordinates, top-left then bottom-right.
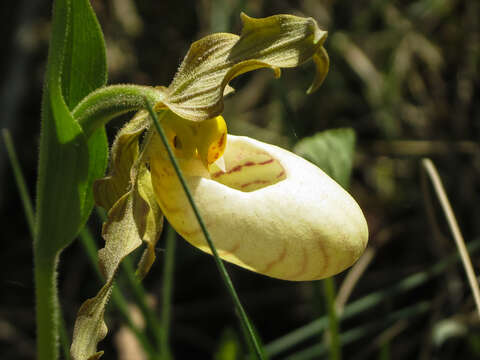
[[421, 158, 480, 316], [335, 246, 375, 314], [2, 129, 35, 237], [285, 302, 430, 360], [146, 101, 265, 360], [264, 238, 480, 357], [367, 320, 407, 359], [2, 128, 73, 357], [160, 224, 177, 360]]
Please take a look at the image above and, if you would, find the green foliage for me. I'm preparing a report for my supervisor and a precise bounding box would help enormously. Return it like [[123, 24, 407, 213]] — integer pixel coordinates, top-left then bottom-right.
[[264, 240, 480, 357], [293, 128, 356, 189]]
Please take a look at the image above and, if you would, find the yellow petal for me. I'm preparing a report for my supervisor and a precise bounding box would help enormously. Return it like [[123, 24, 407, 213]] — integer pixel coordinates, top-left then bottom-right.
[[148, 134, 368, 281]]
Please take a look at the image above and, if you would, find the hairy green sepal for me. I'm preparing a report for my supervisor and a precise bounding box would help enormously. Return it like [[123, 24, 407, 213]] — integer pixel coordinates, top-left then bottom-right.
[[74, 13, 330, 130], [163, 13, 329, 121]]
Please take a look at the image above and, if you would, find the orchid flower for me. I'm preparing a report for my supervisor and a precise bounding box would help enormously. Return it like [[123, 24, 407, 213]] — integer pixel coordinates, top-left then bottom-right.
[[70, 13, 369, 358], [91, 13, 368, 281], [144, 13, 368, 281]]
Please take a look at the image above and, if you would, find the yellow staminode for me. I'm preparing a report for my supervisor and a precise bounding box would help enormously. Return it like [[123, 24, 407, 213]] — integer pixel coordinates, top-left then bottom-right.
[[195, 116, 227, 168], [160, 111, 227, 169]]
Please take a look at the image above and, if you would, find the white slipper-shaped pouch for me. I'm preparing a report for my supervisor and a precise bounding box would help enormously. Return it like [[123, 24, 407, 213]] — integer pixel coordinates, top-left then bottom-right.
[[149, 134, 368, 281]]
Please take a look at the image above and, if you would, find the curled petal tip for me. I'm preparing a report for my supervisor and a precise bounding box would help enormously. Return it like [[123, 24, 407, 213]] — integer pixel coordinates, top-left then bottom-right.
[[307, 46, 329, 94]]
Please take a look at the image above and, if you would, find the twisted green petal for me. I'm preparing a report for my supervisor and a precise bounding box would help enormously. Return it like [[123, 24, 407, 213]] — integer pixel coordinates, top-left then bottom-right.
[[163, 13, 328, 121]]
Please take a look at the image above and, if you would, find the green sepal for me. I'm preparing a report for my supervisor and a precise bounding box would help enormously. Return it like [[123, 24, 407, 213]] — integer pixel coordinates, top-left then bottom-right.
[[70, 190, 145, 360], [93, 111, 164, 278], [72, 120, 164, 358], [93, 111, 149, 211], [164, 13, 329, 121], [135, 163, 164, 279]]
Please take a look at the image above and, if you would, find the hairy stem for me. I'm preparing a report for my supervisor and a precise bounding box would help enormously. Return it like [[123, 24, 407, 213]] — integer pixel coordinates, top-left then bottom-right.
[[35, 254, 60, 360], [73, 84, 165, 137]]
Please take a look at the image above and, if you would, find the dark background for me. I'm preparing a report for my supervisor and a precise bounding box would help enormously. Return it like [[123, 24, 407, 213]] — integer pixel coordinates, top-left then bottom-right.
[[1, 0, 479, 359]]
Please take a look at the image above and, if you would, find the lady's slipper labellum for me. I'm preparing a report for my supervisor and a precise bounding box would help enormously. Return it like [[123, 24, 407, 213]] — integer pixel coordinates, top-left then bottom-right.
[[148, 132, 368, 281]]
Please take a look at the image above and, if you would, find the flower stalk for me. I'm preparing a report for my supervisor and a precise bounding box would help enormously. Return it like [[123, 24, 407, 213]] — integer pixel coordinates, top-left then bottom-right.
[[73, 85, 164, 137], [35, 255, 60, 360]]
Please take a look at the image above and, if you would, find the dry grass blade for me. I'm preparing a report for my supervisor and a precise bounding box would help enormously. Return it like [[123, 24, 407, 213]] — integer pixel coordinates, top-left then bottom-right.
[[336, 224, 397, 314], [421, 158, 480, 317], [335, 247, 375, 314]]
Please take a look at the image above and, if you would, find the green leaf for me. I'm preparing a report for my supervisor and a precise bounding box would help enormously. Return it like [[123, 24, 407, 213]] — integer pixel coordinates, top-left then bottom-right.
[[36, 0, 108, 258], [36, 0, 84, 257], [63, 0, 109, 232], [61, 0, 107, 109], [293, 128, 356, 189]]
